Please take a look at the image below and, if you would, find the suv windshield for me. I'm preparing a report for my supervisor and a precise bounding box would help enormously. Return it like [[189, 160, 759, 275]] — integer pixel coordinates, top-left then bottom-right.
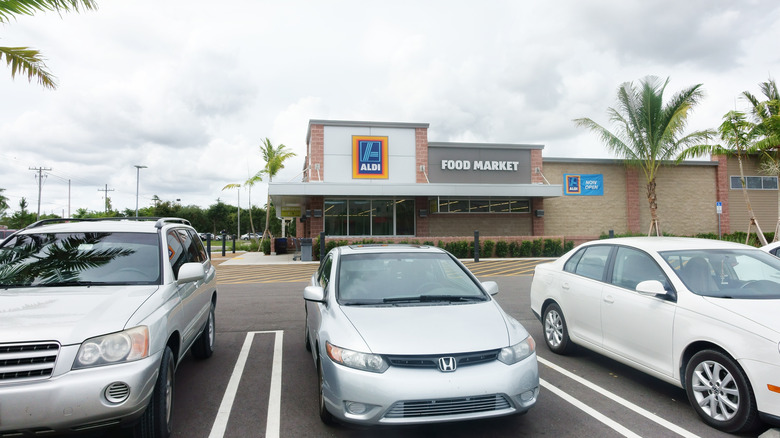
[[0, 232, 161, 287], [661, 248, 780, 299]]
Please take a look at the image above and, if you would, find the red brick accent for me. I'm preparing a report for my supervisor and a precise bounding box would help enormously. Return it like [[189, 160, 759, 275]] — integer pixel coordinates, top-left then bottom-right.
[[625, 167, 641, 233], [530, 150, 544, 183], [308, 124, 325, 182], [532, 198, 544, 235], [416, 128, 429, 183], [713, 154, 730, 234]]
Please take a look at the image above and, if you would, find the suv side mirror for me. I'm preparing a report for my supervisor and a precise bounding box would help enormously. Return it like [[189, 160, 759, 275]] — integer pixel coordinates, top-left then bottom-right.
[[177, 262, 205, 284], [481, 281, 499, 296]]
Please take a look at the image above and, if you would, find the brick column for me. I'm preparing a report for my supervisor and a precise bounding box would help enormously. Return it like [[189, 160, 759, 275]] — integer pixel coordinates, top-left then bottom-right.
[[309, 124, 325, 181], [416, 127, 429, 183], [530, 150, 544, 183], [713, 154, 731, 234], [532, 198, 544, 235], [625, 167, 641, 234], [308, 197, 324, 237]]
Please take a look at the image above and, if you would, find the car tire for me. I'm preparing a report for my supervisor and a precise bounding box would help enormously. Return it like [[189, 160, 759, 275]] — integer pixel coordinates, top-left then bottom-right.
[[304, 318, 312, 352], [317, 357, 335, 425], [134, 346, 175, 438], [192, 302, 215, 360], [542, 302, 575, 355], [685, 350, 760, 434]]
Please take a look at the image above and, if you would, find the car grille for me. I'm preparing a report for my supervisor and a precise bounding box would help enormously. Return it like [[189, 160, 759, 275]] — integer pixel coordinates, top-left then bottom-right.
[[0, 342, 60, 383], [385, 349, 499, 369], [385, 394, 512, 419]]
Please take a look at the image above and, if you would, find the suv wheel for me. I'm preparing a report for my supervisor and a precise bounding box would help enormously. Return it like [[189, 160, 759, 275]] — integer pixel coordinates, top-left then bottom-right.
[[134, 346, 175, 438], [192, 302, 215, 359]]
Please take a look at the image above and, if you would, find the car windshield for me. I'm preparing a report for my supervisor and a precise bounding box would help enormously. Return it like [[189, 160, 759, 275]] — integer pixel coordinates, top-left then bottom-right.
[[336, 251, 487, 305], [660, 248, 780, 299], [0, 232, 161, 287]]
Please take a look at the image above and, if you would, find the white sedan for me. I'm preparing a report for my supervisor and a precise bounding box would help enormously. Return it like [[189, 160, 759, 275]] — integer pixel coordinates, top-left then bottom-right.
[[530, 237, 780, 434]]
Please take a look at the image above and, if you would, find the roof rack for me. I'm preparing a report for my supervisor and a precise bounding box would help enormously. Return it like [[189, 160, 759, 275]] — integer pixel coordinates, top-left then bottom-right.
[[23, 217, 191, 230]]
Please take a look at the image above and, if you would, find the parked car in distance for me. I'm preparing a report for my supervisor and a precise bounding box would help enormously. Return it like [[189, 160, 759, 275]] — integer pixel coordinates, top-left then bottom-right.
[[0, 217, 218, 438], [761, 240, 780, 257], [530, 237, 780, 434], [241, 232, 261, 240], [0, 228, 17, 241], [304, 244, 539, 426]]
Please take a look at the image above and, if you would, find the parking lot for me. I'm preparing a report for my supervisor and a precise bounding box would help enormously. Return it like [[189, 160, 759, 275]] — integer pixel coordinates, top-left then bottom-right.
[[132, 257, 774, 437]]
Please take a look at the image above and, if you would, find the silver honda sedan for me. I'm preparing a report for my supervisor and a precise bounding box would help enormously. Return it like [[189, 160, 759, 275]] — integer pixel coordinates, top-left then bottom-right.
[[303, 244, 539, 425]]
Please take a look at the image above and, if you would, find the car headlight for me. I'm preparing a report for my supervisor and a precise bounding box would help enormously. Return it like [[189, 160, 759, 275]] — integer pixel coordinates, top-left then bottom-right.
[[498, 335, 536, 365], [326, 342, 389, 373], [73, 326, 149, 369]]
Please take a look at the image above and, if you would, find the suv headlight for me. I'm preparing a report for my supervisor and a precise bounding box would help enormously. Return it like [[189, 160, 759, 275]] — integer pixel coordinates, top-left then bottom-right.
[[498, 335, 536, 365], [73, 326, 149, 369], [326, 341, 389, 373]]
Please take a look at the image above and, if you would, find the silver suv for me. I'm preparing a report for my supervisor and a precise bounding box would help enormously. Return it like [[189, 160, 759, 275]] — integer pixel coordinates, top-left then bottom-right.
[[0, 217, 217, 437]]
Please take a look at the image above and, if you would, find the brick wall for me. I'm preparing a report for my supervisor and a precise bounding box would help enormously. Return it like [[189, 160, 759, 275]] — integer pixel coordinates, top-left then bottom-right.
[[416, 128, 429, 183], [427, 213, 532, 236], [308, 124, 324, 181]]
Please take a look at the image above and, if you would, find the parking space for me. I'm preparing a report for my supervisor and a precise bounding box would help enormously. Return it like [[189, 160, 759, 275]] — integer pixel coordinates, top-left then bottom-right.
[[127, 260, 773, 437]]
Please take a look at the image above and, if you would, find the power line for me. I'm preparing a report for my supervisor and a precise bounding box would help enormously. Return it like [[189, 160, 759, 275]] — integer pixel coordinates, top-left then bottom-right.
[[98, 184, 115, 213]]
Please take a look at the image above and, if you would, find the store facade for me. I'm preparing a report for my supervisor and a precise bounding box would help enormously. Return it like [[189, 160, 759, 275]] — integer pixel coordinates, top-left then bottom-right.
[[269, 119, 779, 246]]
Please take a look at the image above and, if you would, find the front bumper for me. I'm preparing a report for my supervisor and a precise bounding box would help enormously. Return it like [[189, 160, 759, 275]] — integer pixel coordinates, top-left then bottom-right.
[[321, 352, 539, 425], [0, 349, 161, 434]]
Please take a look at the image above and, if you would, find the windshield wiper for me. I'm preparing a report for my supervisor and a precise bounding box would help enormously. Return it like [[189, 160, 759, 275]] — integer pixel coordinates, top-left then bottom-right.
[[383, 295, 485, 304], [38, 281, 113, 287]]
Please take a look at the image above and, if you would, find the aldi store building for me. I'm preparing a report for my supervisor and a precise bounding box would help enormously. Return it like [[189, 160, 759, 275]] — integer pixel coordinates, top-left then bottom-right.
[[269, 119, 773, 246]]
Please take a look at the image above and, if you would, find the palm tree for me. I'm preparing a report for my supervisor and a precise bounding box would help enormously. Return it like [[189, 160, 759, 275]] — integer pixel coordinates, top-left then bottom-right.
[[680, 111, 767, 245], [1, 0, 98, 89], [258, 138, 296, 243], [0, 188, 8, 217], [742, 77, 780, 240], [222, 172, 262, 244], [574, 76, 714, 236]]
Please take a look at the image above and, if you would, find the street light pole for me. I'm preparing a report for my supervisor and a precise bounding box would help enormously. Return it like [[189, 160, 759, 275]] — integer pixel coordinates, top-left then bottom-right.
[[134, 165, 147, 217]]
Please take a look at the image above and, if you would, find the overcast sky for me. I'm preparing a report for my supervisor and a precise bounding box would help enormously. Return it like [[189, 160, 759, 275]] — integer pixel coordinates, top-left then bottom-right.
[[2, 0, 779, 217]]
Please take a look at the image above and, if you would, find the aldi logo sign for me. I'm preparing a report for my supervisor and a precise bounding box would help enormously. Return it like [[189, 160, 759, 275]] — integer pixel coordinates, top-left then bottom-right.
[[564, 174, 604, 196], [353, 136, 389, 179]]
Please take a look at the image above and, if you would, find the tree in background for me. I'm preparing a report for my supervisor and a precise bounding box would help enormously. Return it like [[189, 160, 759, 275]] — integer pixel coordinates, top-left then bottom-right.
[[742, 77, 780, 240], [258, 138, 296, 243], [680, 111, 767, 245], [0, 188, 8, 217], [223, 172, 263, 245], [574, 76, 713, 236], [1, 0, 97, 89]]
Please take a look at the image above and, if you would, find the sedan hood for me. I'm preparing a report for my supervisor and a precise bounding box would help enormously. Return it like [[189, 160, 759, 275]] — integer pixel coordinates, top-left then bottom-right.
[[704, 297, 780, 336], [0, 286, 158, 345], [339, 301, 510, 355]]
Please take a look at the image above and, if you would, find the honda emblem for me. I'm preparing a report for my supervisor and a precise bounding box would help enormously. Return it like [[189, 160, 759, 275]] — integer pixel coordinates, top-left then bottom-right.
[[438, 357, 457, 372]]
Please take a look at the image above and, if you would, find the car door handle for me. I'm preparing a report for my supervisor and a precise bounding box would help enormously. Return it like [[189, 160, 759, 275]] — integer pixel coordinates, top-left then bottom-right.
[[603, 295, 614, 304]]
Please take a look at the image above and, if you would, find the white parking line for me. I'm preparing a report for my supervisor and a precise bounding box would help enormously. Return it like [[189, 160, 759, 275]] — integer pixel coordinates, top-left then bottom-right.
[[208, 331, 283, 438], [538, 356, 700, 438], [540, 378, 641, 438]]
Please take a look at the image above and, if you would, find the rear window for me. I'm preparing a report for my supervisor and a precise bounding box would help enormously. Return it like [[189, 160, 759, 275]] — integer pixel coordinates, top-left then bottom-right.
[[0, 232, 161, 287]]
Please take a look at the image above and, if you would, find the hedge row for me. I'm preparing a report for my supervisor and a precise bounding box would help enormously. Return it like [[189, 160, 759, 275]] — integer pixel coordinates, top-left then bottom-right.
[[309, 238, 575, 260]]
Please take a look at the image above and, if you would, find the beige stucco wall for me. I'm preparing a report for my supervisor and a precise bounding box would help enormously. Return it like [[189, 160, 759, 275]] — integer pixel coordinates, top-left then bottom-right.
[[543, 162, 629, 236], [727, 157, 779, 234]]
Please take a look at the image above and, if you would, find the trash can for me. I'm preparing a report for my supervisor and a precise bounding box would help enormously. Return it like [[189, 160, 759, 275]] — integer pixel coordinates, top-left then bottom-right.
[[300, 238, 313, 261], [274, 238, 288, 255]]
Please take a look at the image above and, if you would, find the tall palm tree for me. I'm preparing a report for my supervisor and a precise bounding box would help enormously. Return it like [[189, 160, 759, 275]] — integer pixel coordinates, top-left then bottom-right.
[[258, 138, 296, 243], [1, 0, 98, 89], [222, 172, 262, 244], [742, 77, 780, 240], [680, 111, 767, 245], [574, 76, 714, 236]]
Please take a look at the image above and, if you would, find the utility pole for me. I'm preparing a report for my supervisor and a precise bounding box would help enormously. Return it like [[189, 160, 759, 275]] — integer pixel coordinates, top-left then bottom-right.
[[98, 184, 115, 213], [29, 167, 51, 221]]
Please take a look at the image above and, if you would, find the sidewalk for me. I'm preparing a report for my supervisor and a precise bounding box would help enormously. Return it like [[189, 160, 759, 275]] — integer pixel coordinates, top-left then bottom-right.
[[211, 251, 318, 266]]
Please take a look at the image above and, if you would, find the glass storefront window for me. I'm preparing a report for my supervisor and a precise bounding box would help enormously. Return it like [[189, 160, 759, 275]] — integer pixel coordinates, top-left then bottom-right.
[[324, 200, 347, 236], [470, 200, 490, 213], [395, 199, 415, 236], [348, 200, 371, 236], [372, 200, 393, 236], [431, 197, 531, 213]]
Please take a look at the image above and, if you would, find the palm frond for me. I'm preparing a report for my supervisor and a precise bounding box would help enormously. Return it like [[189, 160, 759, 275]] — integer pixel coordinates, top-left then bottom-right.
[[0, 46, 56, 88], [0, 0, 98, 22]]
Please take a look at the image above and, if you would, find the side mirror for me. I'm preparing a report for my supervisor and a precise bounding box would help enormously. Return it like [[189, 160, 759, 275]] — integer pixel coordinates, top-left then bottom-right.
[[304, 285, 326, 302], [177, 262, 205, 284], [481, 281, 499, 296], [636, 280, 673, 299]]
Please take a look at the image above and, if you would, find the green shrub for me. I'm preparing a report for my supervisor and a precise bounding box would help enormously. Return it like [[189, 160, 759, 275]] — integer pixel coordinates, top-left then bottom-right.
[[564, 240, 575, 253], [530, 239, 543, 257], [495, 241, 510, 257], [261, 238, 271, 255], [543, 239, 563, 257], [482, 240, 495, 257], [519, 240, 533, 257]]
